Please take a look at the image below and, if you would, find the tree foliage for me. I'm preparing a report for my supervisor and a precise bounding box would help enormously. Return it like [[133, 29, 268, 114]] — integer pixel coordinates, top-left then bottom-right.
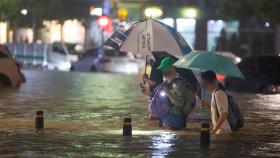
[[219, 0, 280, 24], [0, 0, 90, 27]]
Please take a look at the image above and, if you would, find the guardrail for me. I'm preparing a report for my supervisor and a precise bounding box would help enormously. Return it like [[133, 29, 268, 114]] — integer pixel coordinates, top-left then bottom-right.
[[6, 43, 48, 67]]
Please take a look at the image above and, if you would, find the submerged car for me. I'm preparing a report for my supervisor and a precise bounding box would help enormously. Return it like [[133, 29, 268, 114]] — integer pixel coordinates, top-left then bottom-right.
[[225, 55, 280, 94], [71, 48, 139, 74], [47, 42, 82, 71], [0, 45, 25, 87]]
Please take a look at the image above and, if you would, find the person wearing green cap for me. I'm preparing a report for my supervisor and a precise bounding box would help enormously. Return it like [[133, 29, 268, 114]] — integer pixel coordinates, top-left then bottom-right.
[[156, 57, 196, 130]]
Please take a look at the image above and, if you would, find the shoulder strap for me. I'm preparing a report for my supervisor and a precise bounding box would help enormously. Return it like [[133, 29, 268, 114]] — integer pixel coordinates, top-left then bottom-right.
[[213, 88, 222, 117]]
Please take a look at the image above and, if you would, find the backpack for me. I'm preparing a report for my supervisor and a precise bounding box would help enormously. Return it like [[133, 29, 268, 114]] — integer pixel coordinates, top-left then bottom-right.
[[168, 77, 196, 116], [148, 82, 171, 118], [214, 87, 245, 131]]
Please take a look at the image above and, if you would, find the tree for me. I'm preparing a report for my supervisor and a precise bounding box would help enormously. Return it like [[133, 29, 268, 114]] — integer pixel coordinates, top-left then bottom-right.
[[0, 0, 91, 42], [0, 0, 21, 26], [250, 0, 280, 24], [219, 0, 280, 24]]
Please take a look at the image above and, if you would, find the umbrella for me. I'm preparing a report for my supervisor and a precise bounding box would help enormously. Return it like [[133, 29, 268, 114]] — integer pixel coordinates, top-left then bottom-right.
[[104, 18, 192, 56], [174, 51, 245, 79]]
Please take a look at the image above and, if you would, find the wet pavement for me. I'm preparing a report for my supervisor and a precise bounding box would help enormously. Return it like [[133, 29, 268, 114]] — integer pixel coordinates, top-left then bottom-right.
[[0, 70, 279, 157]]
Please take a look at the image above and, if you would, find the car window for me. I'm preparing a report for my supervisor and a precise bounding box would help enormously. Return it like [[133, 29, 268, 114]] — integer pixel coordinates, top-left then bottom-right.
[[66, 43, 78, 55], [0, 51, 9, 58], [257, 56, 280, 74], [52, 44, 66, 55]]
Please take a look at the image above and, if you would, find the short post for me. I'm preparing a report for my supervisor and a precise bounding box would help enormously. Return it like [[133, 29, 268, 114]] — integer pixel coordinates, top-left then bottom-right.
[[200, 123, 210, 146], [123, 118, 132, 136], [35, 111, 44, 129]]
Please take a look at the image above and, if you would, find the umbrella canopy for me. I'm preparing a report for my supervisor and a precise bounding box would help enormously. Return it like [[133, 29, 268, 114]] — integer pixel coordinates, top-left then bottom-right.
[[104, 19, 192, 56], [174, 51, 245, 79]]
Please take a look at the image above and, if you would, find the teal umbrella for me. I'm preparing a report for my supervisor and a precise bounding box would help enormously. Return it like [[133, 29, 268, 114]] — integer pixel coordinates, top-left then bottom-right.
[[174, 51, 245, 79]]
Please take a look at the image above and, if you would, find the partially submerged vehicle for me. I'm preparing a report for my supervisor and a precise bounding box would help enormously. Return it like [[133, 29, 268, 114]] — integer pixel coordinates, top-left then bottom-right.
[[0, 45, 25, 87], [47, 42, 82, 71], [72, 47, 139, 74]]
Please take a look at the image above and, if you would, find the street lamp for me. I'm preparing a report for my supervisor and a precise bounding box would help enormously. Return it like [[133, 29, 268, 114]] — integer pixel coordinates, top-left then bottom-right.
[[21, 9, 28, 15], [144, 7, 163, 18], [181, 8, 198, 18]]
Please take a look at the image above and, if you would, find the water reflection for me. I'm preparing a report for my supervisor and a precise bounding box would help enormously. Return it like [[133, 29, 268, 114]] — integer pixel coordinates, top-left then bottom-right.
[[150, 132, 176, 158], [0, 70, 279, 157]]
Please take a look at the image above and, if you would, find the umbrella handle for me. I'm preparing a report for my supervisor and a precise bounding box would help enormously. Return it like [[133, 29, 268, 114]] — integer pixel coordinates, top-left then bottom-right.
[[144, 55, 148, 74], [143, 55, 148, 84]]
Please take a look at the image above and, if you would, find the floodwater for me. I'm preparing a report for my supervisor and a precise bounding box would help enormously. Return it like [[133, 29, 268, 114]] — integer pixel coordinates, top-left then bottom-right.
[[0, 70, 279, 157]]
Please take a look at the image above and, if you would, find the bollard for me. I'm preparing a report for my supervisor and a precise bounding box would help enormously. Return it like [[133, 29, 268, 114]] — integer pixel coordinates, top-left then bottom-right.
[[35, 111, 44, 129], [123, 118, 132, 136], [200, 123, 210, 146]]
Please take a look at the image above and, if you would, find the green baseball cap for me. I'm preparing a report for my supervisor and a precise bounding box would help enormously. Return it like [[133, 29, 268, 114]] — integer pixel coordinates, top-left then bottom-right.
[[157, 57, 175, 71]]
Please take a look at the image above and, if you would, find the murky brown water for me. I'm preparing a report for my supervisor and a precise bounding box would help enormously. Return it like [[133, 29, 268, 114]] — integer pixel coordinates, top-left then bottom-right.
[[0, 70, 279, 157]]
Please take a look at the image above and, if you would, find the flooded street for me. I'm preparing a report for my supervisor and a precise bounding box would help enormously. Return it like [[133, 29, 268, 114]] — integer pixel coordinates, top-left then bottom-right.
[[0, 70, 279, 157]]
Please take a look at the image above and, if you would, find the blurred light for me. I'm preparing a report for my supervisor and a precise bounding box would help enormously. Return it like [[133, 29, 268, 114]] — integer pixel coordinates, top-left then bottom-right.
[[144, 7, 163, 18], [21, 9, 28, 15], [42, 60, 48, 67], [209, 20, 215, 24], [99, 17, 109, 27], [182, 8, 197, 18], [42, 20, 62, 42], [96, 16, 112, 32], [265, 22, 270, 27], [216, 74, 225, 80], [160, 91, 166, 97], [63, 20, 85, 43], [118, 8, 128, 21], [235, 57, 241, 63], [0, 22, 7, 44], [75, 44, 84, 52], [217, 20, 224, 25], [90, 7, 102, 16]]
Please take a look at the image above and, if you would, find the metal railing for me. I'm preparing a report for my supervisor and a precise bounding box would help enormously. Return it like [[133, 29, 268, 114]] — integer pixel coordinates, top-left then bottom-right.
[[6, 43, 48, 67]]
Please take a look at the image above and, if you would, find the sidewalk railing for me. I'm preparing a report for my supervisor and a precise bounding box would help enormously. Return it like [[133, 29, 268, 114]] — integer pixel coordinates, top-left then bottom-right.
[[6, 43, 49, 67]]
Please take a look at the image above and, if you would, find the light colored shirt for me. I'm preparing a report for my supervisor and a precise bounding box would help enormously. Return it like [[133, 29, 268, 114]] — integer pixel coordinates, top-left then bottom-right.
[[211, 89, 232, 134]]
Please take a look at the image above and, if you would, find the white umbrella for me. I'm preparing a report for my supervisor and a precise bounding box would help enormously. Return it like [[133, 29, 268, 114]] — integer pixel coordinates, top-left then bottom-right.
[[104, 19, 192, 57]]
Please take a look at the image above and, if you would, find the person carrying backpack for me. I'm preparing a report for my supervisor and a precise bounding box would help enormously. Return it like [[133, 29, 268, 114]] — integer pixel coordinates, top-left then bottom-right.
[[200, 70, 244, 134], [152, 57, 196, 130]]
